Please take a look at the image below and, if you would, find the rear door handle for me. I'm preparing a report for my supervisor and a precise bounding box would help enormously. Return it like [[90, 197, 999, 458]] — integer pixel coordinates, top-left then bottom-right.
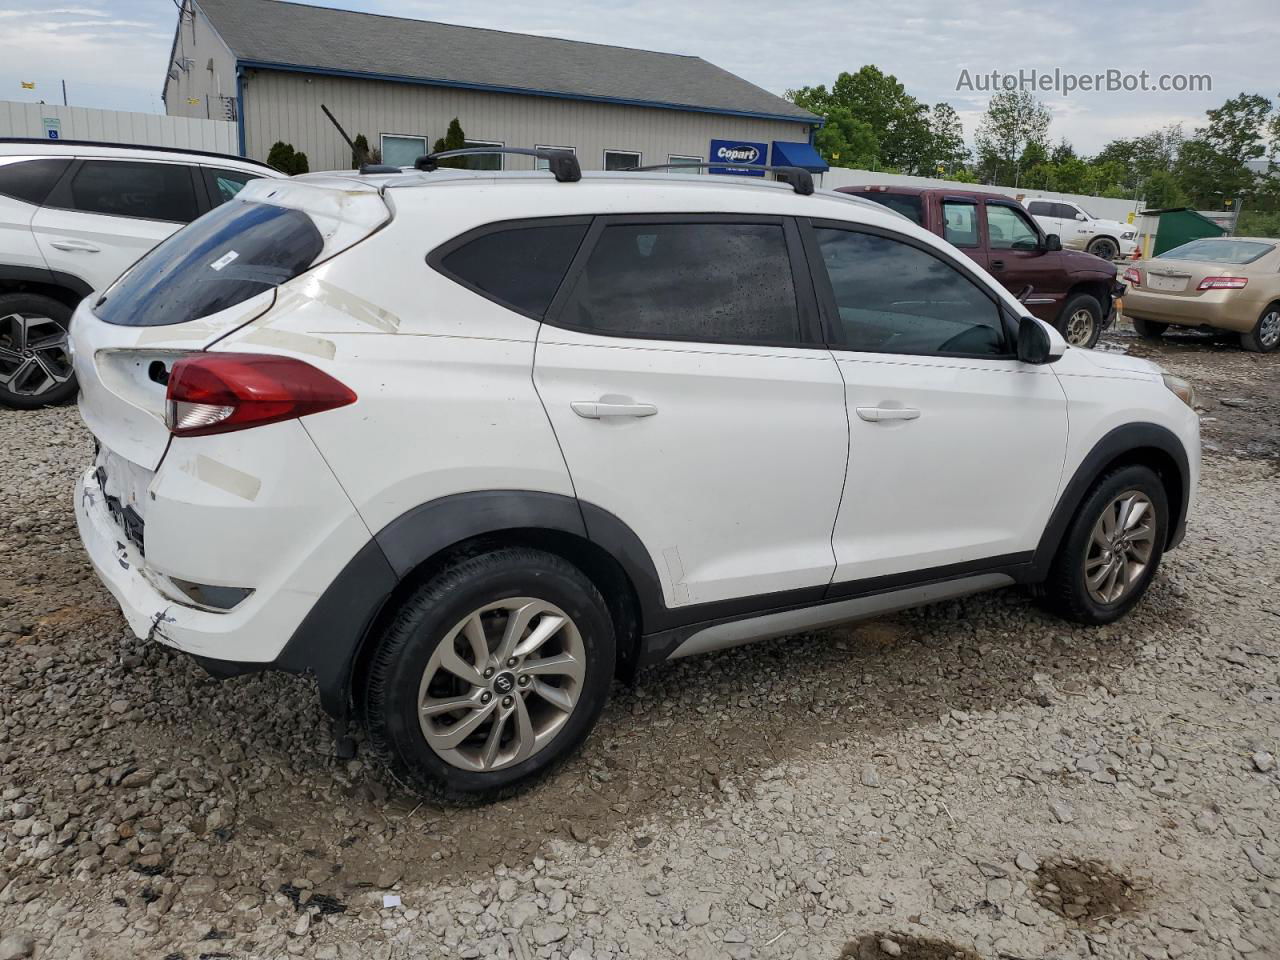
[[571, 400, 658, 419], [49, 239, 101, 252], [856, 406, 920, 423]]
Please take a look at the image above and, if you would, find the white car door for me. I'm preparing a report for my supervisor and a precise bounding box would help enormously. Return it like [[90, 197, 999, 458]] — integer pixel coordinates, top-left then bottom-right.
[[804, 220, 1068, 585], [534, 216, 849, 609], [30, 158, 199, 294]]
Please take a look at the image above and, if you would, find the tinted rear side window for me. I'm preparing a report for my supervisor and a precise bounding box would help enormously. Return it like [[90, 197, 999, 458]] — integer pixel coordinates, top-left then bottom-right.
[[64, 160, 198, 223], [95, 200, 323, 327], [0, 158, 71, 205], [206, 168, 260, 206], [859, 193, 923, 225], [437, 223, 588, 317], [556, 222, 800, 343]]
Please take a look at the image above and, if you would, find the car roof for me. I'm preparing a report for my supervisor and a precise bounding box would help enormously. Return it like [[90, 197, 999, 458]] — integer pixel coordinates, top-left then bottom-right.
[[0, 138, 277, 173], [835, 184, 1019, 203]]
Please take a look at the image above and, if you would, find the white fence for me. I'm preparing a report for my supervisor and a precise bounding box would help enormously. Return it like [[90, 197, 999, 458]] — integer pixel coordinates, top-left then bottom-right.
[[0, 101, 237, 154], [819, 166, 1143, 223]]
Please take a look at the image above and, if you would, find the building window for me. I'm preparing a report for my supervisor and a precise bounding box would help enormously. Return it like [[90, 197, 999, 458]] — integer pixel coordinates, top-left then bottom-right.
[[463, 140, 504, 171], [604, 149, 642, 172], [667, 154, 702, 174], [534, 145, 575, 171], [381, 134, 426, 168]]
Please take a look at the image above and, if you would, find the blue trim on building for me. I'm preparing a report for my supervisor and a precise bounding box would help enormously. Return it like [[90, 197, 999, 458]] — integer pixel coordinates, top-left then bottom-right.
[[234, 59, 818, 127], [235, 65, 246, 157]]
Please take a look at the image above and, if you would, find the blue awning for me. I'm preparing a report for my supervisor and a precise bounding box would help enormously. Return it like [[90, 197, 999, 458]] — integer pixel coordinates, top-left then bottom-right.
[[770, 140, 829, 173]]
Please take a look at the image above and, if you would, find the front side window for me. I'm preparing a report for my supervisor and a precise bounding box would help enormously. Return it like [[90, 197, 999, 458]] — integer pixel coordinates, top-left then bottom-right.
[[604, 150, 641, 172], [942, 200, 979, 247], [0, 158, 71, 205], [381, 135, 426, 168], [557, 221, 799, 343], [813, 227, 1006, 357], [205, 167, 259, 205], [986, 204, 1041, 250], [63, 160, 197, 222], [94, 199, 323, 327], [1058, 203, 1083, 219], [435, 222, 588, 317]]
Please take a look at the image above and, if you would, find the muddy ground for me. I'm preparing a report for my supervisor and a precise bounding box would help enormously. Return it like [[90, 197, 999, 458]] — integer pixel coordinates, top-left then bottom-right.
[[0, 322, 1276, 960]]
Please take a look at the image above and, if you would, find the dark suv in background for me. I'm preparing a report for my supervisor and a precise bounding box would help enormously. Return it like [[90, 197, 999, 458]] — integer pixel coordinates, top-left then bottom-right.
[[838, 185, 1123, 348]]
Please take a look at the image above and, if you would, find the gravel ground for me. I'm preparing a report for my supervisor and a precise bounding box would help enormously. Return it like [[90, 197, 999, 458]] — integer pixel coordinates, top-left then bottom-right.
[[1, 323, 1277, 960]]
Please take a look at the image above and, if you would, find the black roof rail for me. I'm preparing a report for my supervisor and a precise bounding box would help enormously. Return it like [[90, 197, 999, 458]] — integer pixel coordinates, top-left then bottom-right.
[[624, 161, 814, 196], [359, 163, 402, 174], [414, 147, 581, 182], [0, 137, 274, 170]]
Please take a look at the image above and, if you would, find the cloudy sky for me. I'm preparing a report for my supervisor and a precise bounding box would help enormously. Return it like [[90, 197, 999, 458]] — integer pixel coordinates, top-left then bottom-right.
[[1, 0, 1275, 154]]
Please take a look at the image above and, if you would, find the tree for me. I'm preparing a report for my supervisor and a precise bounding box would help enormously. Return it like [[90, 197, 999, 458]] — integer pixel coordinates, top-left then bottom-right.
[[812, 107, 878, 168], [928, 102, 969, 173], [973, 90, 1051, 186], [1050, 139, 1077, 165], [266, 141, 308, 175], [432, 117, 469, 168], [351, 133, 370, 169]]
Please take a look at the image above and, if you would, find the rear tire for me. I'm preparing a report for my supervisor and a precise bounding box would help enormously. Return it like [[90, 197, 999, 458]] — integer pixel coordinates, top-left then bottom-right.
[[1039, 464, 1169, 625], [1130, 317, 1168, 340], [1087, 237, 1119, 261], [1240, 304, 1280, 353], [0, 292, 77, 409], [1058, 293, 1103, 349], [361, 547, 615, 804]]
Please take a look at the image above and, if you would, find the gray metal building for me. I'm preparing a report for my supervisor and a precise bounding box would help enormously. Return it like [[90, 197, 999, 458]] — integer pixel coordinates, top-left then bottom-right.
[[162, 0, 825, 176]]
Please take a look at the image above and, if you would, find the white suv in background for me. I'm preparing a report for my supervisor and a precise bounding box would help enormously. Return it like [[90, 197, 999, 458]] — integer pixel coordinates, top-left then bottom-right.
[[0, 139, 280, 407], [1024, 198, 1138, 262], [71, 151, 1200, 803]]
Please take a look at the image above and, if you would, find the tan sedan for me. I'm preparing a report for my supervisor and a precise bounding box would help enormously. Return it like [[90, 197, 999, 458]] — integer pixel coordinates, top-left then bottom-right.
[[1121, 237, 1280, 352]]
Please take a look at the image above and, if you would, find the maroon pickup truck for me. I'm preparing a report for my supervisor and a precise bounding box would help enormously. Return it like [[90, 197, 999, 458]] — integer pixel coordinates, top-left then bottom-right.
[[837, 185, 1122, 348]]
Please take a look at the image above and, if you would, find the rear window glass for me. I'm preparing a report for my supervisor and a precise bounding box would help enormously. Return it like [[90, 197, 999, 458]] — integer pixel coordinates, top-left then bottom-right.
[[859, 193, 923, 225], [436, 223, 588, 317], [0, 158, 71, 205], [94, 200, 324, 327], [1157, 238, 1274, 264]]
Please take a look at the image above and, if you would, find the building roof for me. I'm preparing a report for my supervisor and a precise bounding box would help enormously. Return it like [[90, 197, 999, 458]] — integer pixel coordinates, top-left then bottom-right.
[[195, 0, 818, 124]]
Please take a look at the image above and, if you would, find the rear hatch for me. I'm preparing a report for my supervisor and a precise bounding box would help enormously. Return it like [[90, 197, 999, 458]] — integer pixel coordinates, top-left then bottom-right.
[[72, 174, 389, 527]]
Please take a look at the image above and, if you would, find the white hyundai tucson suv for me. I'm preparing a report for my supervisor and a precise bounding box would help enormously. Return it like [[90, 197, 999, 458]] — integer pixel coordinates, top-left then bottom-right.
[[71, 149, 1200, 803]]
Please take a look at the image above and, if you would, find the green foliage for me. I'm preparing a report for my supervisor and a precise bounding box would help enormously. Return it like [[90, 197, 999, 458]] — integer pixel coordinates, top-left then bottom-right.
[[812, 107, 878, 168], [266, 141, 308, 176], [351, 133, 369, 169], [1236, 209, 1280, 238], [974, 90, 1051, 186], [431, 117, 469, 168]]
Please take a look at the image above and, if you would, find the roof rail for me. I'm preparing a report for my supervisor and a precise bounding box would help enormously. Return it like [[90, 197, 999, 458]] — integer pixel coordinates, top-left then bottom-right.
[[414, 147, 581, 182], [0, 137, 275, 170], [625, 161, 814, 195], [359, 163, 402, 174]]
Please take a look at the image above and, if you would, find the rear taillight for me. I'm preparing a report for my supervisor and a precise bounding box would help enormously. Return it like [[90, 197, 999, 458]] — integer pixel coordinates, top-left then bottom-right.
[[1197, 276, 1248, 290], [165, 353, 356, 437], [1122, 267, 1142, 286]]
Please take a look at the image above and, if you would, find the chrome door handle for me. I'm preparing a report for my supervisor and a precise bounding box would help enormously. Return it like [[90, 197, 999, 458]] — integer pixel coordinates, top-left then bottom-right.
[[571, 400, 658, 419], [856, 406, 920, 423], [49, 239, 100, 252]]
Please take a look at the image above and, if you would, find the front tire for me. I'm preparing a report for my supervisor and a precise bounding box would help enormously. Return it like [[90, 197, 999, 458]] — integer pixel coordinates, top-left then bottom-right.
[[1130, 317, 1168, 340], [1241, 304, 1280, 353], [1039, 464, 1168, 625], [1087, 237, 1119, 261], [361, 547, 615, 803], [1058, 293, 1103, 349], [0, 293, 77, 409]]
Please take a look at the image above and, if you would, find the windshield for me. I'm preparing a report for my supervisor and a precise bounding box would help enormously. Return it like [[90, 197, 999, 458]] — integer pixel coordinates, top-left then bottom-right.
[[95, 199, 324, 327], [860, 193, 923, 225], [1157, 238, 1275, 265]]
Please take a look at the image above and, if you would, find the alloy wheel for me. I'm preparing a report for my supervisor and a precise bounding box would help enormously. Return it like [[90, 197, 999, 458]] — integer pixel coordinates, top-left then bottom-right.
[[0, 312, 72, 398], [1090, 238, 1118, 261], [1064, 309, 1096, 347], [1259, 310, 1280, 350], [416, 597, 586, 772], [1084, 490, 1157, 605]]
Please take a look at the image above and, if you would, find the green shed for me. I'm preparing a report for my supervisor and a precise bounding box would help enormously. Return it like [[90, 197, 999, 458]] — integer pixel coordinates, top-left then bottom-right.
[[1136, 207, 1227, 257]]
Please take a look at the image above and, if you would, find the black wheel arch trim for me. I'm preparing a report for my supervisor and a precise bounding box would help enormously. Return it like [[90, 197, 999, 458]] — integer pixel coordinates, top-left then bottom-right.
[[1032, 421, 1191, 576], [0, 264, 94, 301]]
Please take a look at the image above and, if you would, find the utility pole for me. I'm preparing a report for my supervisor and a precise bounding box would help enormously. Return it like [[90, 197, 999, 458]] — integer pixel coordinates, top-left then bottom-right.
[[61, 80, 67, 106]]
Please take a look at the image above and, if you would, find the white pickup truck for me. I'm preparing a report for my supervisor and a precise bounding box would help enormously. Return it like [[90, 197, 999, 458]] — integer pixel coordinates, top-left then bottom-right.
[[1023, 198, 1138, 262]]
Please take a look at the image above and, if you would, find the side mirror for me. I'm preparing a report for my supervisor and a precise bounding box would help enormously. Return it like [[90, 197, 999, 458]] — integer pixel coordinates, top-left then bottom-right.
[[1075, 212, 1088, 221], [1017, 316, 1066, 364], [1043, 233, 1062, 252]]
